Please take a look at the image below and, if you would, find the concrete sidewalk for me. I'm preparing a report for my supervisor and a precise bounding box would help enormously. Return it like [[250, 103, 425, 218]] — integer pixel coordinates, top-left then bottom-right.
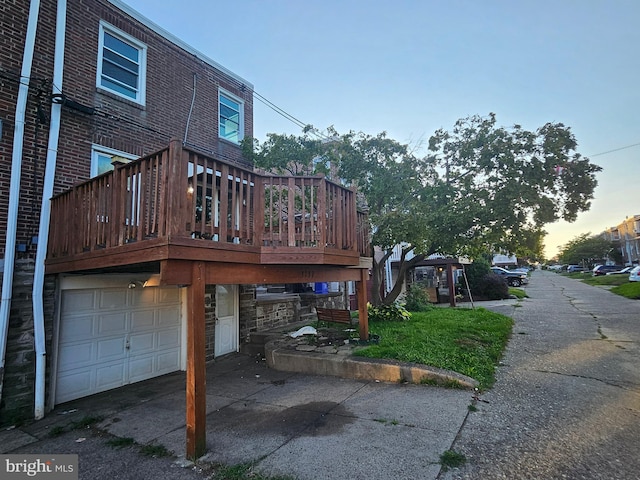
[[3, 353, 475, 480]]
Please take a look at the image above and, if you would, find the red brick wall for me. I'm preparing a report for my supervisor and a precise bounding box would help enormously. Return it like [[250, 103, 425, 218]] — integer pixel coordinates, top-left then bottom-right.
[[0, 0, 254, 259]]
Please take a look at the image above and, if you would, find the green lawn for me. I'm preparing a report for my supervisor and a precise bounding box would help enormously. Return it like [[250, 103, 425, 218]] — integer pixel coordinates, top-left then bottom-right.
[[611, 282, 640, 299], [581, 274, 631, 286], [354, 308, 513, 390], [572, 272, 640, 299]]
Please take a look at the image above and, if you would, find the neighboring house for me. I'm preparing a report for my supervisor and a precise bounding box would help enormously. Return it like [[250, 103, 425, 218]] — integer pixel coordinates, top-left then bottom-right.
[[492, 254, 518, 268], [0, 0, 371, 457], [602, 215, 640, 265]]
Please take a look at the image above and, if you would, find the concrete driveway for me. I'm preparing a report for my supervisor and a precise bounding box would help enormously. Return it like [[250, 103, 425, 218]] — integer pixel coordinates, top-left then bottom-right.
[[4, 350, 474, 479]]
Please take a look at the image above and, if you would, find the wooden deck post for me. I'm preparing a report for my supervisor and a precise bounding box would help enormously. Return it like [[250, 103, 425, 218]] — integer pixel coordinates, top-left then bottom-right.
[[447, 264, 456, 307], [357, 267, 369, 340], [186, 261, 206, 459]]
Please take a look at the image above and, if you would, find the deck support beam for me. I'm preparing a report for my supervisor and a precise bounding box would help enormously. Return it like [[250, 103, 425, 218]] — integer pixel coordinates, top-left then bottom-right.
[[357, 267, 369, 340], [186, 261, 206, 459]]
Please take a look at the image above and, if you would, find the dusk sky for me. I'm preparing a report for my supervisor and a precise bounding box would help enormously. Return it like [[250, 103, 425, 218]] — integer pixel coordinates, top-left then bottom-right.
[[123, 0, 640, 259]]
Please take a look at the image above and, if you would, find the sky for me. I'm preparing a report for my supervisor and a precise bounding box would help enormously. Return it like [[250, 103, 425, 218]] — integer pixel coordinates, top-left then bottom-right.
[[123, 0, 639, 259]]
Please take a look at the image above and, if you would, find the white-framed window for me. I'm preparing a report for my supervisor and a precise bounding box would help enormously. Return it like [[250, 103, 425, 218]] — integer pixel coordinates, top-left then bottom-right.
[[219, 89, 244, 144], [91, 145, 138, 177], [97, 22, 147, 104]]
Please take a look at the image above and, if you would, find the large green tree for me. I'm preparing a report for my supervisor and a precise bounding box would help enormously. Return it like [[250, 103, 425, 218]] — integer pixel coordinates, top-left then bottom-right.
[[558, 233, 622, 267], [245, 114, 601, 305]]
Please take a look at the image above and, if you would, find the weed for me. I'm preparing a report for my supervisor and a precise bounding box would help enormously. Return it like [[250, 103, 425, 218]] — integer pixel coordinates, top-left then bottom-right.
[[106, 437, 135, 449], [440, 450, 466, 471], [214, 463, 294, 480], [468, 404, 478, 412], [373, 418, 387, 424], [390, 419, 399, 425], [140, 443, 170, 458], [70, 415, 104, 430], [47, 425, 66, 437]]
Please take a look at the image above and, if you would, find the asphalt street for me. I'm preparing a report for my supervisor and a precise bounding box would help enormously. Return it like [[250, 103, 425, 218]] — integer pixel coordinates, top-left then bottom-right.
[[441, 269, 640, 479]]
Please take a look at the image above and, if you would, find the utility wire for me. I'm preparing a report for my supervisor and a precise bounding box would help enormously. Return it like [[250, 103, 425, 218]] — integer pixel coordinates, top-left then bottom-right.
[[589, 142, 640, 158], [253, 90, 331, 141]]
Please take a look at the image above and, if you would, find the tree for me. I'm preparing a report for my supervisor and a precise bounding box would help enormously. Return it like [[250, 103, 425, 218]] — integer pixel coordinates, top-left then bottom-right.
[[558, 233, 621, 267], [246, 114, 601, 305]]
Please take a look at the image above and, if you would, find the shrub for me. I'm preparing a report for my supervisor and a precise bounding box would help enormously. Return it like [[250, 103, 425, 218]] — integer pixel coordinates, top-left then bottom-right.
[[405, 283, 433, 312], [482, 273, 510, 300], [464, 258, 491, 296], [368, 302, 411, 322]]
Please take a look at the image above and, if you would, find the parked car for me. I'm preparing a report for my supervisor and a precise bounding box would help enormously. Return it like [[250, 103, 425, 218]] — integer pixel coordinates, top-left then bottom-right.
[[629, 266, 640, 282], [606, 266, 634, 275], [567, 265, 586, 273], [592, 265, 624, 276], [490, 266, 529, 287]]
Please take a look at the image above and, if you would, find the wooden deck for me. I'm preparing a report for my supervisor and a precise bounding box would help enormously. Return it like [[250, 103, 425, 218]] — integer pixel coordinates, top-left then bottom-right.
[[46, 139, 371, 277]]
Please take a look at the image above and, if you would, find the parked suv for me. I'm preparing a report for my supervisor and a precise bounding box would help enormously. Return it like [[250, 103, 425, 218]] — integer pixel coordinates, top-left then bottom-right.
[[490, 266, 528, 287], [592, 265, 624, 276], [629, 266, 640, 282]]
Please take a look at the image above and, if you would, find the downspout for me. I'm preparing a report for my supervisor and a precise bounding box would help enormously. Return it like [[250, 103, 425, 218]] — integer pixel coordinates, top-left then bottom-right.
[[33, 0, 66, 419], [0, 0, 41, 407]]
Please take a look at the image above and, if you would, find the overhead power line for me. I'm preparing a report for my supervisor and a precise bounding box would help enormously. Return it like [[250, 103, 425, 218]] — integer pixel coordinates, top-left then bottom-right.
[[589, 142, 640, 158], [252, 90, 330, 141]]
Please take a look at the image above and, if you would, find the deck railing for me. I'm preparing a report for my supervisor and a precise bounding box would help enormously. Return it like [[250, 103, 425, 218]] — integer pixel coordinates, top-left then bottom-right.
[[48, 140, 369, 260]]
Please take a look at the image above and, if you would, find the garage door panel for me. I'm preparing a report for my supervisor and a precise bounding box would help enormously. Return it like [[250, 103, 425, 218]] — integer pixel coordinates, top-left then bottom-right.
[[98, 313, 128, 335], [100, 289, 129, 309], [129, 332, 155, 353], [56, 371, 93, 404], [128, 355, 155, 382], [61, 290, 96, 314], [158, 307, 181, 328], [158, 328, 180, 348], [58, 342, 95, 371], [59, 317, 95, 342], [96, 337, 127, 361], [95, 362, 127, 391], [130, 309, 155, 331], [156, 349, 181, 372], [131, 288, 155, 306]]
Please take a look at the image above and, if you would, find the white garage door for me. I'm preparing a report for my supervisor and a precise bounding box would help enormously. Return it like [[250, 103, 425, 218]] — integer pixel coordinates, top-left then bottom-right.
[[55, 285, 182, 404]]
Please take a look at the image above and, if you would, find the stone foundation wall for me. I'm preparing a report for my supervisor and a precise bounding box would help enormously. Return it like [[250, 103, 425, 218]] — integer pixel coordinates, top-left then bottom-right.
[[0, 260, 55, 426]]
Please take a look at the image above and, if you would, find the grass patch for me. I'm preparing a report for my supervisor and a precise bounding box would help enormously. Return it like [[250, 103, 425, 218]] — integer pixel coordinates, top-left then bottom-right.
[[581, 275, 630, 286], [106, 437, 136, 449], [353, 308, 513, 390], [440, 450, 466, 471], [508, 287, 527, 299], [139, 443, 170, 457], [70, 415, 104, 430], [213, 463, 294, 480], [611, 282, 640, 299], [47, 425, 66, 437]]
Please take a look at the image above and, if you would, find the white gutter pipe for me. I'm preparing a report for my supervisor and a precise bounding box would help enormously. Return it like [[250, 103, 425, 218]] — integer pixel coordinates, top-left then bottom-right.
[[33, 0, 66, 419], [0, 0, 41, 408]]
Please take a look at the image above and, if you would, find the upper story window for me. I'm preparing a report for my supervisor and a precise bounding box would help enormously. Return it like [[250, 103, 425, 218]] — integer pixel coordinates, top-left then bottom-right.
[[219, 90, 244, 144], [97, 22, 146, 104], [91, 145, 137, 177]]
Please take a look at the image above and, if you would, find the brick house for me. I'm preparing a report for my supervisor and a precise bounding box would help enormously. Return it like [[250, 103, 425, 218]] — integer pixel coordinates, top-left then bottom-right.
[[0, 0, 370, 457], [602, 215, 640, 265]]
